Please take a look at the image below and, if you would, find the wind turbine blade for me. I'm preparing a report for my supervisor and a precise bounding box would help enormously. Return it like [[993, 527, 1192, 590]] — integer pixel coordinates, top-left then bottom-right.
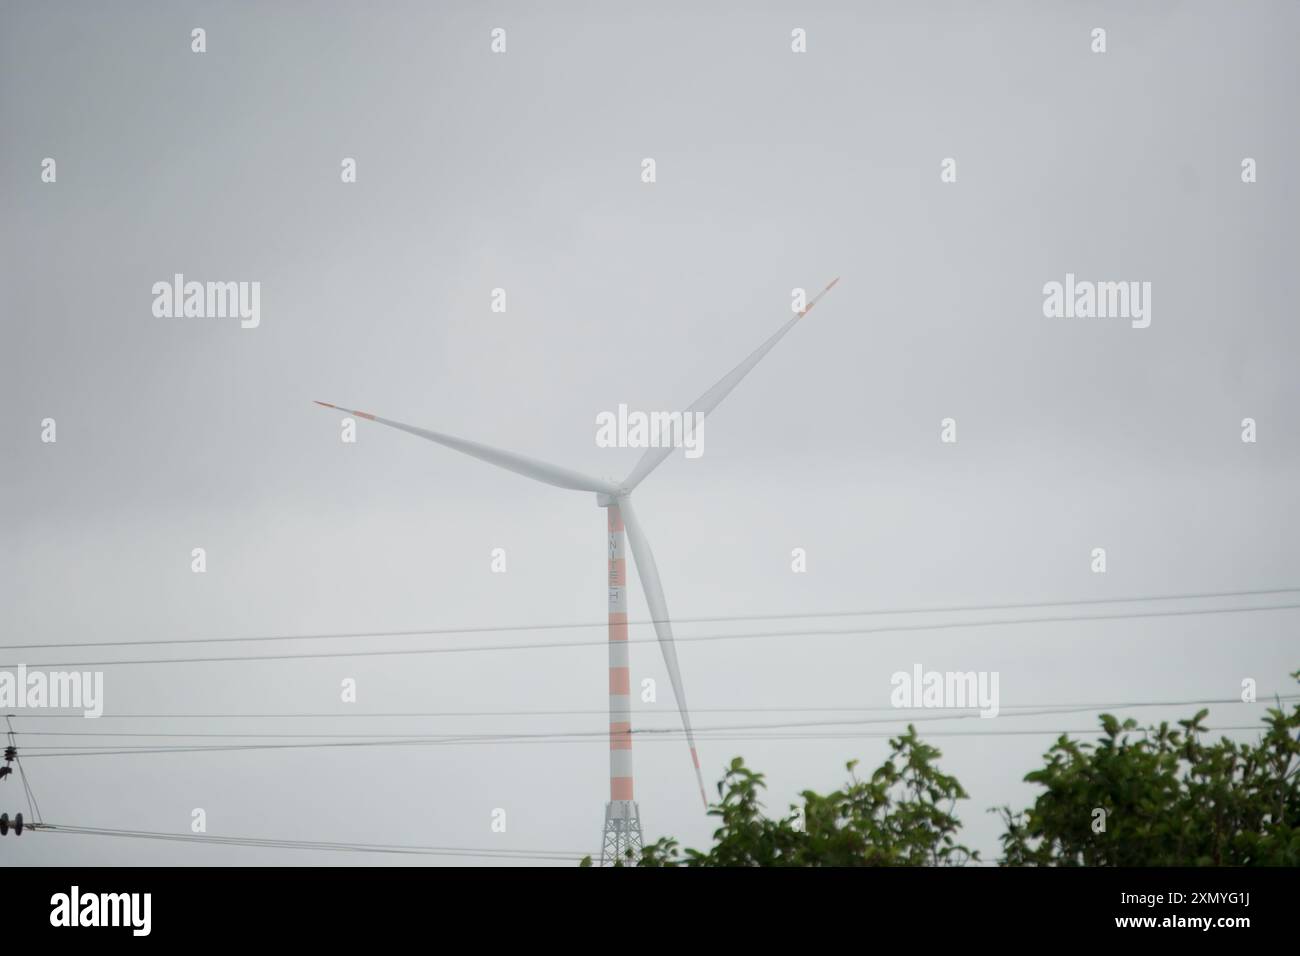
[[313, 402, 620, 495], [622, 277, 839, 491], [618, 495, 708, 809]]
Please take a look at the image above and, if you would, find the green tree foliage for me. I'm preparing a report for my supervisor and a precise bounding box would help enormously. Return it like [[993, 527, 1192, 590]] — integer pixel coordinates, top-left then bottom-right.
[[582, 671, 1299, 867], [628, 726, 978, 866], [996, 673, 1300, 866]]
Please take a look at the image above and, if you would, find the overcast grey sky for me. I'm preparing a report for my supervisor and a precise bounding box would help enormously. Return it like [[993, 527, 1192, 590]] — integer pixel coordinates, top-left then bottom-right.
[[2, 0, 1297, 865]]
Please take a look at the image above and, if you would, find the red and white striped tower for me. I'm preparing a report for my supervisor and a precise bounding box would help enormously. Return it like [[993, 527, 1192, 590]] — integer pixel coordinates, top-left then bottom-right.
[[600, 500, 643, 864]]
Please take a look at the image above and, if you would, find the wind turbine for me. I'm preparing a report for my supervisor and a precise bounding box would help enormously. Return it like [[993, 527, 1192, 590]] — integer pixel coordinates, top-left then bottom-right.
[[315, 277, 838, 863]]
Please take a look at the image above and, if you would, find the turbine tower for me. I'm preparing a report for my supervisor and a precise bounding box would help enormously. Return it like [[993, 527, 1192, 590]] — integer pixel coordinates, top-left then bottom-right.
[[315, 277, 838, 865]]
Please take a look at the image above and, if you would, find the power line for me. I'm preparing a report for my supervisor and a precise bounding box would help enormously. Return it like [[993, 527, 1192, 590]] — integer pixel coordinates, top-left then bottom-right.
[[6, 692, 1292, 721], [31, 823, 592, 861], [5, 599, 1298, 670], [6, 585, 1296, 654], [11, 696, 1297, 739], [18, 724, 1274, 759]]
